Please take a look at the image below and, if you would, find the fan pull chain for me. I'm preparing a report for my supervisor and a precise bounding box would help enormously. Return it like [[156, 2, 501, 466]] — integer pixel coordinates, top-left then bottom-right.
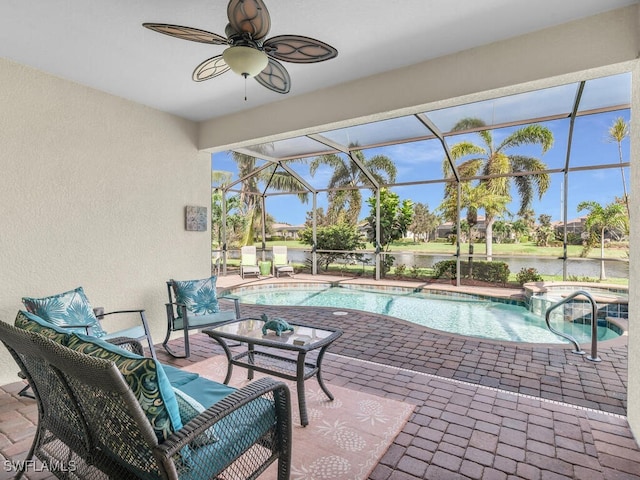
[[243, 74, 248, 101]]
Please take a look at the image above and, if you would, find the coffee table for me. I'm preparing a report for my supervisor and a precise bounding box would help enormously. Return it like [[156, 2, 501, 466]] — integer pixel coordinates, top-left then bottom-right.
[[204, 318, 343, 426]]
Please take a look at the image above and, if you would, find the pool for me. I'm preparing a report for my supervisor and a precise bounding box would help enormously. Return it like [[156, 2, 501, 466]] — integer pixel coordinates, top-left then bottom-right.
[[225, 284, 622, 344]]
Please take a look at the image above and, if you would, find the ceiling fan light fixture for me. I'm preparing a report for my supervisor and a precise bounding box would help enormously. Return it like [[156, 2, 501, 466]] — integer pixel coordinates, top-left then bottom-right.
[[144, 0, 338, 93], [222, 45, 268, 77]]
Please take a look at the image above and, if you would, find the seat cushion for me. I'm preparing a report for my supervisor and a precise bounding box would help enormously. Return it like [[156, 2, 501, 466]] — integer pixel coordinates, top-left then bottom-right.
[[171, 277, 220, 316], [173, 310, 237, 330], [174, 376, 236, 451], [22, 287, 107, 337], [176, 375, 235, 408], [66, 332, 182, 443], [102, 325, 147, 342], [163, 364, 199, 387], [173, 388, 219, 447], [180, 396, 276, 480]]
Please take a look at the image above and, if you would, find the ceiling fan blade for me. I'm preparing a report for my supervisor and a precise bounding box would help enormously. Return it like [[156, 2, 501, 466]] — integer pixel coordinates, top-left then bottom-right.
[[255, 58, 290, 94], [143, 23, 228, 45], [263, 35, 338, 63], [227, 0, 271, 41], [193, 55, 231, 81]]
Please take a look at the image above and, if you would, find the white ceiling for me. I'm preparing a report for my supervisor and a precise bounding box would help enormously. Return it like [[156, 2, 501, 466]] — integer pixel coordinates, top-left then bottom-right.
[[1, 0, 636, 123]]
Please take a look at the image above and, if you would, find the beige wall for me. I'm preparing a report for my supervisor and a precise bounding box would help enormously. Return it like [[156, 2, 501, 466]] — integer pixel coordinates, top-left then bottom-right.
[[0, 59, 212, 384]]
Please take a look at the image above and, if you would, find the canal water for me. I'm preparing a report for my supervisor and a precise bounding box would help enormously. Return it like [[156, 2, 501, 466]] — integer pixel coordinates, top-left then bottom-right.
[[279, 250, 629, 279]]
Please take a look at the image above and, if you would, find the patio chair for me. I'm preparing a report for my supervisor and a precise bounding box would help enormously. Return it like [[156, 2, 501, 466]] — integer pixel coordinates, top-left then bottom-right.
[[22, 286, 156, 360], [240, 245, 261, 279], [164, 276, 240, 358], [212, 252, 221, 275], [5, 313, 292, 480], [272, 245, 294, 277]]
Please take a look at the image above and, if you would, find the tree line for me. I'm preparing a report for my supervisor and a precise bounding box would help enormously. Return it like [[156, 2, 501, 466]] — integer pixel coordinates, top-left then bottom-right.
[[212, 117, 629, 279]]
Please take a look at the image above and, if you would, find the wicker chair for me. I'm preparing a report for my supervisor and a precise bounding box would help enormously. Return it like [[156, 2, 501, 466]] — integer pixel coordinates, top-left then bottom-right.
[[2, 315, 292, 480]]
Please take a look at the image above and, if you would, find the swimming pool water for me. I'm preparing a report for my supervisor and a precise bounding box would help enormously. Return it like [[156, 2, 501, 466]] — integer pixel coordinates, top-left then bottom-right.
[[229, 285, 620, 344]]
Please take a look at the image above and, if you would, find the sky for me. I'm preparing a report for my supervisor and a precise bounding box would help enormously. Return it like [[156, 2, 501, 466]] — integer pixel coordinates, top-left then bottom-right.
[[211, 109, 630, 227]]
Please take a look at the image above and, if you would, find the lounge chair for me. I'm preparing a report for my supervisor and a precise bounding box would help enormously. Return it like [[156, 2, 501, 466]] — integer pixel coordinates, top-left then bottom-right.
[[240, 245, 261, 279], [22, 286, 156, 360], [212, 251, 221, 275], [272, 245, 294, 277]]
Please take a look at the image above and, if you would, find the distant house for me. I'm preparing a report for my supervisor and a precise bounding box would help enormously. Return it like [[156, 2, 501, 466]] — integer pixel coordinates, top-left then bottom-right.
[[436, 216, 487, 241], [436, 221, 454, 239], [553, 216, 627, 241], [551, 216, 586, 235], [270, 223, 305, 240]]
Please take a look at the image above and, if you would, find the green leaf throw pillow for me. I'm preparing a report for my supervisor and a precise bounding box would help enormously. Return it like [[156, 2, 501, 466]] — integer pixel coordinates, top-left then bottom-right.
[[66, 332, 182, 443], [14, 310, 70, 344]]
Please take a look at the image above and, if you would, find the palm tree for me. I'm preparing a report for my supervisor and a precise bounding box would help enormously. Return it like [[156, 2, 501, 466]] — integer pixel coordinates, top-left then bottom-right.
[[441, 118, 553, 259], [577, 200, 628, 280], [211, 189, 243, 247], [230, 151, 308, 245], [211, 169, 233, 187], [492, 219, 513, 244], [309, 147, 397, 225], [607, 117, 630, 215], [511, 218, 530, 243], [440, 180, 507, 272]]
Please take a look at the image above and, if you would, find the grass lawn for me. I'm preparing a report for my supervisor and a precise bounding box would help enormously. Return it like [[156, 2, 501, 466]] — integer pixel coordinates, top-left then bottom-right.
[[218, 239, 628, 286], [221, 258, 629, 285], [264, 239, 629, 259]]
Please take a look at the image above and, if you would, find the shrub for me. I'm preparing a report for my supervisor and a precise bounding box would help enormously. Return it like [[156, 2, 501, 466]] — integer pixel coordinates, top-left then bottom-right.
[[394, 264, 407, 277], [299, 223, 364, 271], [472, 262, 510, 284], [432, 260, 456, 279], [565, 232, 583, 245], [515, 267, 543, 285], [567, 275, 599, 283], [432, 260, 510, 284]]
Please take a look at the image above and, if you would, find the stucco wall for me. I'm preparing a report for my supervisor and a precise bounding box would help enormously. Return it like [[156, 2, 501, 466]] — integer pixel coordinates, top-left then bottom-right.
[[0, 59, 211, 385], [628, 59, 640, 439]]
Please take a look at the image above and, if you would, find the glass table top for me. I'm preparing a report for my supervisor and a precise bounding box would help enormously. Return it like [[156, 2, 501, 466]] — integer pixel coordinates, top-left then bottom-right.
[[207, 318, 340, 348]]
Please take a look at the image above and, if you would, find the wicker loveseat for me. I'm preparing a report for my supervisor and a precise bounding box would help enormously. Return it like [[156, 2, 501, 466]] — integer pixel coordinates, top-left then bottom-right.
[[2, 311, 292, 480]]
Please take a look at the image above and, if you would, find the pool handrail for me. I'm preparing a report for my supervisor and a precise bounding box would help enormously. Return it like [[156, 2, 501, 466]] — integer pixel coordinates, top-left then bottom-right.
[[545, 290, 601, 362]]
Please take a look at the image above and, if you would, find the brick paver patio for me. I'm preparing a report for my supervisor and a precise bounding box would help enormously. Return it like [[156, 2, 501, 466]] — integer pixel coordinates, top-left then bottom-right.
[[1, 275, 637, 479]]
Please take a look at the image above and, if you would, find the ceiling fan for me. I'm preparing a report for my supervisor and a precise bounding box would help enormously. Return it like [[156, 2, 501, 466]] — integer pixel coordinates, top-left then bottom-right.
[[143, 0, 338, 95]]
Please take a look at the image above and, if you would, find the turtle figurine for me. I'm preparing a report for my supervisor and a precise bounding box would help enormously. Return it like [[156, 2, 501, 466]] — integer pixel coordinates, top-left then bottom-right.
[[261, 313, 294, 336]]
